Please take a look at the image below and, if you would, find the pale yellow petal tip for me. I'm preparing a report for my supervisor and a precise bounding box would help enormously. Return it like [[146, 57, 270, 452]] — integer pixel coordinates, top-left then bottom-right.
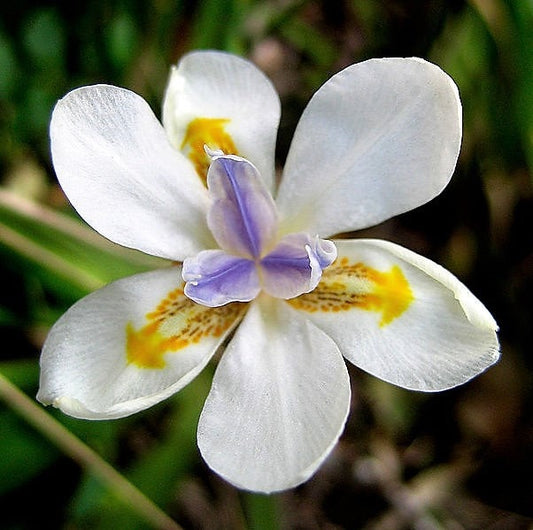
[[454, 288, 499, 333], [51, 396, 87, 416], [49, 395, 111, 420], [35, 391, 51, 407]]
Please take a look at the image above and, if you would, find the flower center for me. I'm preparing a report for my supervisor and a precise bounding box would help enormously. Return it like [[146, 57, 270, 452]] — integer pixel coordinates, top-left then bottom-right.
[[182, 154, 336, 307]]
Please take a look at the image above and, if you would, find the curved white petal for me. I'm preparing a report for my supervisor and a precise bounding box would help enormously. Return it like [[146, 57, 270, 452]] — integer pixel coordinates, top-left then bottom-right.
[[197, 297, 351, 493], [288, 239, 499, 391], [276, 58, 462, 236], [163, 50, 280, 191], [51, 85, 213, 261], [37, 267, 244, 419]]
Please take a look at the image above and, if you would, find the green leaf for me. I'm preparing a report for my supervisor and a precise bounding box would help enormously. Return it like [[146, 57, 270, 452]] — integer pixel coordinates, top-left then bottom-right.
[[508, 0, 533, 173], [22, 8, 66, 71], [243, 492, 281, 530], [69, 367, 213, 529], [190, 0, 249, 53], [278, 18, 336, 68], [0, 407, 59, 495], [0, 31, 20, 99], [0, 359, 40, 390], [0, 305, 18, 326], [0, 361, 58, 495], [105, 11, 139, 70], [0, 190, 164, 304]]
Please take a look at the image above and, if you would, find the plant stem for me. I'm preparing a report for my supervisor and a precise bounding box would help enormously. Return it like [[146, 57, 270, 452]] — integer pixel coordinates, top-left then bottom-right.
[[0, 372, 182, 530]]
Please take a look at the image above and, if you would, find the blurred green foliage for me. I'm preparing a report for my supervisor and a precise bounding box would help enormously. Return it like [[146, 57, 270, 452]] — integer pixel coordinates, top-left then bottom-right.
[[0, 1, 532, 528]]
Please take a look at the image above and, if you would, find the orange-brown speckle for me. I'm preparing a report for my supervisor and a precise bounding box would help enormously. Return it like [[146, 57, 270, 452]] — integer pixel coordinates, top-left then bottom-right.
[[288, 260, 414, 327], [126, 287, 246, 369]]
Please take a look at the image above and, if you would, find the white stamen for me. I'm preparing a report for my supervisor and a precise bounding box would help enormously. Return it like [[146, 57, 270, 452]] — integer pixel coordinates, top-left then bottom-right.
[[204, 145, 225, 159]]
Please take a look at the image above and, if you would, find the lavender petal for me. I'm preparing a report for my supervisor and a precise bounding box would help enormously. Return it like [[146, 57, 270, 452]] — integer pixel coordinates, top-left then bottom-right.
[[183, 249, 260, 307], [207, 155, 277, 259], [260, 233, 337, 299]]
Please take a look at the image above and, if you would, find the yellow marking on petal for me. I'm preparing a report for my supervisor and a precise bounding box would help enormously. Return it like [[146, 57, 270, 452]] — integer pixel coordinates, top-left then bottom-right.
[[126, 287, 246, 369], [288, 257, 414, 327], [181, 117, 238, 185]]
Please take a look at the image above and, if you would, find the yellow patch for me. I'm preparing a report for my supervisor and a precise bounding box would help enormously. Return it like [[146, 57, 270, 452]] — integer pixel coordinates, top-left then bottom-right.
[[181, 117, 238, 185], [288, 257, 414, 327], [126, 287, 246, 369]]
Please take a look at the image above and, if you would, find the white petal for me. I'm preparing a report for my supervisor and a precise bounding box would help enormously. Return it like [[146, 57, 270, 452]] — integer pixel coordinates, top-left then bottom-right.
[[37, 267, 245, 419], [288, 239, 499, 391], [197, 297, 351, 493], [163, 50, 280, 192], [276, 58, 462, 236], [50, 85, 213, 260]]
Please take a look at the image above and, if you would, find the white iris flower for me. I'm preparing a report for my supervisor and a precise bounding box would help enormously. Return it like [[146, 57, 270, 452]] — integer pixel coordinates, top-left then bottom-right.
[[38, 51, 500, 493]]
